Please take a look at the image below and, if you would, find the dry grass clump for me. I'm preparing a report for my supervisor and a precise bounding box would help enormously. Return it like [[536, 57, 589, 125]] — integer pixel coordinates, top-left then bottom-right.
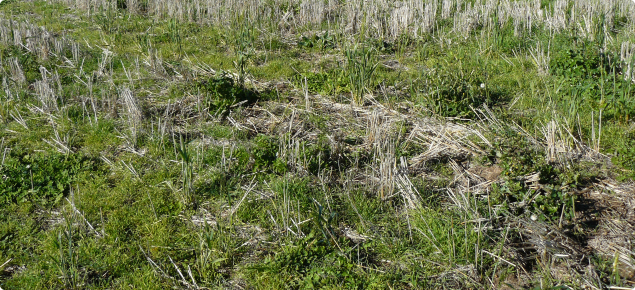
[[0, 17, 86, 125], [0, 18, 81, 63], [530, 41, 550, 76], [539, 118, 610, 166], [232, 93, 424, 203], [119, 87, 143, 147], [33, 67, 61, 113], [621, 41, 635, 82], [365, 109, 398, 200], [6, 57, 25, 85], [408, 120, 490, 168]]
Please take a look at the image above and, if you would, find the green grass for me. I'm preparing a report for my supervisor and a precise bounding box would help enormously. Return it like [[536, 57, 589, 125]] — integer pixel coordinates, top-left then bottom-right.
[[0, 0, 634, 289]]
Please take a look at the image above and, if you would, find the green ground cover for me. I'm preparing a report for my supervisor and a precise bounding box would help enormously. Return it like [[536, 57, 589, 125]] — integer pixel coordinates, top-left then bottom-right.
[[1, 0, 635, 289]]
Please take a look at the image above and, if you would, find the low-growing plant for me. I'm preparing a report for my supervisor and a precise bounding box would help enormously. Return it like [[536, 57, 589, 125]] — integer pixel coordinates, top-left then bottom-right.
[[345, 44, 378, 105], [293, 68, 351, 97], [550, 41, 635, 121], [93, 7, 117, 35], [420, 58, 504, 118], [253, 134, 286, 173], [167, 19, 183, 56], [611, 131, 635, 180], [303, 137, 336, 175], [550, 42, 613, 80], [196, 74, 259, 116], [366, 37, 397, 54], [232, 19, 255, 88], [0, 153, 97, 207], [51, 212, 81, 289], [0, 0, 15, 7], [194, 222, 235, 283], [297, 31, 336, 50], [292, 71, 333, 95], [492, 149, 580, 221], [176, 136, 195, 207], [250, 232, 365, 288]]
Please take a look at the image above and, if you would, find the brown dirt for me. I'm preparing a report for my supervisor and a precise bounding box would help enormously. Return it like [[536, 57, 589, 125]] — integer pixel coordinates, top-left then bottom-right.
[[469, 165, 503, 181]]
